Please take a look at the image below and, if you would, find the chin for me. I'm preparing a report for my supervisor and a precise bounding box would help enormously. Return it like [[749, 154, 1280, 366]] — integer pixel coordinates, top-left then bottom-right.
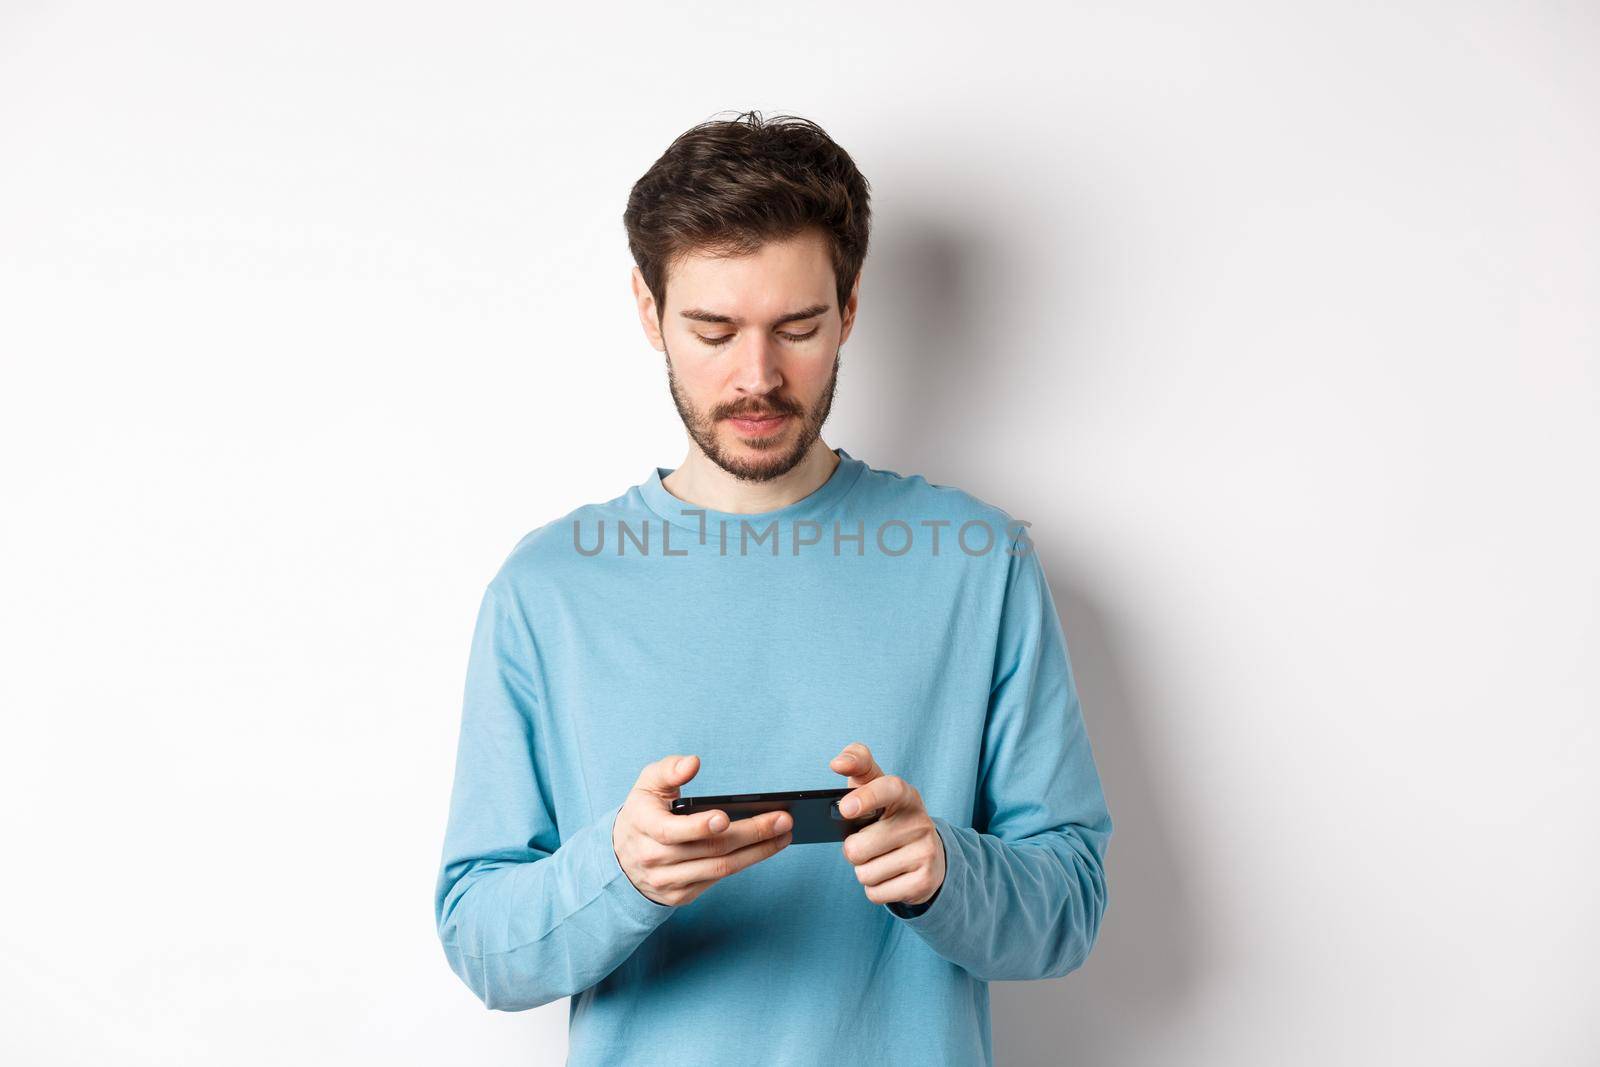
[[729, 435, 787, 454], [713, 438, 807, 481]]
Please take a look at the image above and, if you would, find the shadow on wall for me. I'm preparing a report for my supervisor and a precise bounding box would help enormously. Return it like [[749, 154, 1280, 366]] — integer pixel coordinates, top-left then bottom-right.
[[992, 580, 1202, 1066], [844, 210, 1010, 478], [867, 208, 1202, 1064]]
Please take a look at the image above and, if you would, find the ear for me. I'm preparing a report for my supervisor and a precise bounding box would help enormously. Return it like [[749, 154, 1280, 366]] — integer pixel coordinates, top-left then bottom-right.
[[631, 267, 666, 352], [838, 268, 862, 346]]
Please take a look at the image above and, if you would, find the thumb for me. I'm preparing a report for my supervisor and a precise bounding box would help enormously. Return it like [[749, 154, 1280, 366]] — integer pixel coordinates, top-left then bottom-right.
[[635, 753, 700, 797]]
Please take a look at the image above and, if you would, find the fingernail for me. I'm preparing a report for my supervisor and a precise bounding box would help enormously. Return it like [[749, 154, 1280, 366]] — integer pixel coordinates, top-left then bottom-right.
[[676, 756, 691, 774], [840, 798, 859, 816], [774, 813, 792, 832], [709, 813, 727, 832]]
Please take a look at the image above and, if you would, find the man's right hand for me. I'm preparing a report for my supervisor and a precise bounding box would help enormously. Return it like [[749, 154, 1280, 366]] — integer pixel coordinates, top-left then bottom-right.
[[612, 754, 793, 907]]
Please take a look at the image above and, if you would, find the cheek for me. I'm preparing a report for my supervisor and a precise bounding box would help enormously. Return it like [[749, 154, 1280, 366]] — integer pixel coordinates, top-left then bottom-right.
[[789, 347, 836, 381], [793, 360, 836, 395], [667, 350, 720, 390]]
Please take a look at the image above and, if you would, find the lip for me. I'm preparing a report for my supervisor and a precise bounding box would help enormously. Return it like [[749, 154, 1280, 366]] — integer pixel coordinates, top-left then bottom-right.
[[726, 413, 790, 435]]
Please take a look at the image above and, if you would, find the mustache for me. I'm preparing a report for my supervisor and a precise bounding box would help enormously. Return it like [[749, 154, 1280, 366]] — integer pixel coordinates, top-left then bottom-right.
[[718, 401, 801, 420]]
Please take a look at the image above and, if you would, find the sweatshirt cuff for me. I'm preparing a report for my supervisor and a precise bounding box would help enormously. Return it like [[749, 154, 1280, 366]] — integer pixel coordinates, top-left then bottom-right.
[[597, 800, 679, 925], [886, 816, 960, 923]]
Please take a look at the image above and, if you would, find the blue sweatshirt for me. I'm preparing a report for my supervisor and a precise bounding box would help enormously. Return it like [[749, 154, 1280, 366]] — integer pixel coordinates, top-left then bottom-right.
[[433, 447, 1112, 1066]]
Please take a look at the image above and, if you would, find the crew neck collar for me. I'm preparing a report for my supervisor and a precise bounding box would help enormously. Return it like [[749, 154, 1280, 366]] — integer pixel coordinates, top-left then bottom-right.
[[640, 447, 868, 536]]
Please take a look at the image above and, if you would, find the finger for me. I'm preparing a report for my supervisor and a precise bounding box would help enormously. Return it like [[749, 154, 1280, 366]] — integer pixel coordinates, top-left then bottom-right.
[[662, 826, 794, 888], [829, 742, 883, 786], [646, 806, 790, 848], [634, 753, 701, 797], [671, 810, 793, 859], [850, 843, 922, 888], [642, 805, 731, 844], [838, 774, 907, 819], [839, 817, 917, 865], [862, 868, 937, 907]]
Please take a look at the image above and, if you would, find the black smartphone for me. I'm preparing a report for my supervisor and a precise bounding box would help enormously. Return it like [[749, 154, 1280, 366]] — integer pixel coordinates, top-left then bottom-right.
[[670, 787, 882, 845]]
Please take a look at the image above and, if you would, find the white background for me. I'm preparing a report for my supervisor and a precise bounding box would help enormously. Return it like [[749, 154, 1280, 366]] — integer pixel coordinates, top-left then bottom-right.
[[2, 2, 1596, 1064]]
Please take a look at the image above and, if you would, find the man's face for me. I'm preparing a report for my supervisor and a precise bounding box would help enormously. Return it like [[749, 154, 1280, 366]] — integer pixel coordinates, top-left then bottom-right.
[[632, 227, 859, 483]]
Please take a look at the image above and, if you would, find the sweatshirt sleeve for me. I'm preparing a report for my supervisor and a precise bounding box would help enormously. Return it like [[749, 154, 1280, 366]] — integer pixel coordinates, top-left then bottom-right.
[[433, 583, 677, 1011], [887, 535, 1113, 981]]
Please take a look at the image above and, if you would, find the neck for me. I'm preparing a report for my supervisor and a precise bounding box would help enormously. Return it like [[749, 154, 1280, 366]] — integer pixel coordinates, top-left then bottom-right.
[[662, 439, 840, 515]]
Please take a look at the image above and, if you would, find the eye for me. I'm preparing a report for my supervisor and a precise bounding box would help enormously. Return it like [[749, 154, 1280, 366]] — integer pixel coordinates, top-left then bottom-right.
[[696, 328, 818, 347]]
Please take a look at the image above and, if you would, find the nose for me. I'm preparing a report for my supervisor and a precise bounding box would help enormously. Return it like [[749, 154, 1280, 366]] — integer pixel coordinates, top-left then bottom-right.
[[729, 331, 784, 397]]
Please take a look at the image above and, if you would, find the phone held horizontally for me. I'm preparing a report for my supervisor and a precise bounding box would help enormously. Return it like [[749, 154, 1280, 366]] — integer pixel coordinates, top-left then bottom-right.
[[671, 787, 883, 844]]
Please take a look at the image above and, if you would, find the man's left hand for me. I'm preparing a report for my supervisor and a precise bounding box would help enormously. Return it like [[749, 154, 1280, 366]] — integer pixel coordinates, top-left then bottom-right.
[[830, 742, 946, 908]]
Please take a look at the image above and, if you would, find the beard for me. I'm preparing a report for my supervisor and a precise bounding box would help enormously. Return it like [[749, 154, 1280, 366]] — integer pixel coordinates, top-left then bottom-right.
[[663, 341, 842, 484]]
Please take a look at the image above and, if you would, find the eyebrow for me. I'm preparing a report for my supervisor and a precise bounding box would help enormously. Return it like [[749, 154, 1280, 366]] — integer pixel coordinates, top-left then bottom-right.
[[679, 303, 831, 327]]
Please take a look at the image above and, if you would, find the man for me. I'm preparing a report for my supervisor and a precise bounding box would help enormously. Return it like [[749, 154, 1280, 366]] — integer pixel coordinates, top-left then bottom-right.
[[433, 110, 1113, 1066]]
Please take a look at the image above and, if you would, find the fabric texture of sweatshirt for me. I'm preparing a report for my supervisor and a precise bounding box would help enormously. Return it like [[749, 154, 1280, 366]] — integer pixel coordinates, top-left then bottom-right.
[[433, 447, 1113, 1066]]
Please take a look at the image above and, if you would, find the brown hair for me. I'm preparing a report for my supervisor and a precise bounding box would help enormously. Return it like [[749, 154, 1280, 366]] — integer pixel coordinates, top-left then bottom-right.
[[623, 110, 872, 322]]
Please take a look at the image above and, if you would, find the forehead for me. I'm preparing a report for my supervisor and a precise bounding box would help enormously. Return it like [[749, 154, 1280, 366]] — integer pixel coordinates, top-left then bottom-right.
[[665, 228, 835, 318]]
